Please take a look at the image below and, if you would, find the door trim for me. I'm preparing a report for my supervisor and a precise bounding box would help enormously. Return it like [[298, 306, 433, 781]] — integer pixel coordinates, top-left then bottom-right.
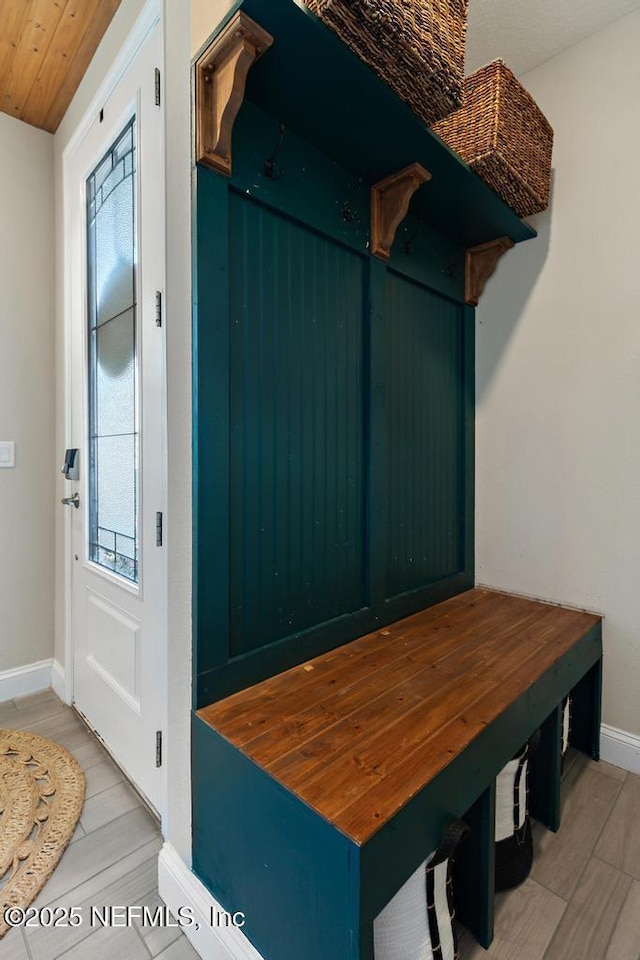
[[61, 0, 167, 821]]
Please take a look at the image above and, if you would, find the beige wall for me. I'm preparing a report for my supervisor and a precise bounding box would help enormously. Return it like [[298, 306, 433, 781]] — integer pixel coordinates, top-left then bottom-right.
[[476, 7, 640, 736], [0, 113, 55, 673], [191, 0, 235, 55]]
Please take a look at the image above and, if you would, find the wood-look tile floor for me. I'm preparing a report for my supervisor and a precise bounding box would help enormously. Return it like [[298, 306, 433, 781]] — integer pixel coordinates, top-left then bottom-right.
[[459, 749, 640, 960], [0, 690, 199, 960]]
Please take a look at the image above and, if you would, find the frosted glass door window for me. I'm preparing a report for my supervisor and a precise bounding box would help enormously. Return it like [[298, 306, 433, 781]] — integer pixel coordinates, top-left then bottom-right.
[[87, 119, 139, 582]]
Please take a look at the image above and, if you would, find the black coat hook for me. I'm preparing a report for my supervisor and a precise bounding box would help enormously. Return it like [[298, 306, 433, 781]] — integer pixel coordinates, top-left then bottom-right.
[[342, 177, 363, 223], [403, 216, 424, 255], [264, 124, 285, 179], [442, 253, 464, 280]]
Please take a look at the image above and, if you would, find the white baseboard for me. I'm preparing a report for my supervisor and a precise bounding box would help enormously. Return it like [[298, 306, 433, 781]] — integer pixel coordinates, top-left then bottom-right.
[[158, 843, 265, 960], [600, 723, 640, 775], [51, 660, 67, 702], [0, 658, 54, 704]]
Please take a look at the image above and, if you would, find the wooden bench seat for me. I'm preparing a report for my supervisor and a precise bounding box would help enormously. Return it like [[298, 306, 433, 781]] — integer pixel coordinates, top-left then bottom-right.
[[193, 588, 602, 960]]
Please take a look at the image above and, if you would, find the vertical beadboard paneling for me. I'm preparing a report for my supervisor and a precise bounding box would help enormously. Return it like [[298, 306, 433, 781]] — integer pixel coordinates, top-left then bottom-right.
[[229, 193, 366, 657], [386, 272, 464, 599]]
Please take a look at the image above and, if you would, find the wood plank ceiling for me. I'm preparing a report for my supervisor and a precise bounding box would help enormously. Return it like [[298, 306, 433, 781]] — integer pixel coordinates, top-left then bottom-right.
[[0, 0, 121, 134]]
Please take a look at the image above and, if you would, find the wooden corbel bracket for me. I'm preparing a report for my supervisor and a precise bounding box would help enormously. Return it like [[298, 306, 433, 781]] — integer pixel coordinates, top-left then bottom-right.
[[196, 11, 273, 176], [371, 163, 432, 261], [465, 236, 515, 306]]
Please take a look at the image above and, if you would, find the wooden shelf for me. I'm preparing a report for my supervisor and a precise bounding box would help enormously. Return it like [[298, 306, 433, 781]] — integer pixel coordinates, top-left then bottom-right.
[[202, 0, 537, 249]]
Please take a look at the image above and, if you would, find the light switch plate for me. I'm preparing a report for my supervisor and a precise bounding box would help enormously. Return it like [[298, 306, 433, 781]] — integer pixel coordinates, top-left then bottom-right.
[[0, 442, 16, 468]]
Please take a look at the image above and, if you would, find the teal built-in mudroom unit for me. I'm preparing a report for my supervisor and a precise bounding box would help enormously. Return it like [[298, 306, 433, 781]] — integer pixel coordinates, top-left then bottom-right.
[[191, 3, 603, 959]]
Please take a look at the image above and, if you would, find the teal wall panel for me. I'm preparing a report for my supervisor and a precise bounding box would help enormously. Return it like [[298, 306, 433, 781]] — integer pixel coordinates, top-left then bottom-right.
[[228, 193, 366, 656], [194, 102, 474, 704], [385, 273, 464, 598]]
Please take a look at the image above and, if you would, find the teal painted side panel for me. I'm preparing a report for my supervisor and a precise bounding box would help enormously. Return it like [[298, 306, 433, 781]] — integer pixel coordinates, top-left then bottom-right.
[[569, 657, 603, 760], [453, 782, 496, 948], [529, 704, 563, 832], [462, 306, 476, 591], [385, 274, 464, 598], [192, 714, 360, 960], [228, 192, 367, 657], [193, 167, 230, 684]]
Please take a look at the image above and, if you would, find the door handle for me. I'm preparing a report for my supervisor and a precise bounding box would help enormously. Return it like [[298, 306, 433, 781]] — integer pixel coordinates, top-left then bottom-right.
[[61, 493, 80, 509]]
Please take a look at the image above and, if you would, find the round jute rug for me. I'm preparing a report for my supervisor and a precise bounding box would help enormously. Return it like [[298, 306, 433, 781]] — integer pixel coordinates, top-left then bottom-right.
[[0, 729, 85, 938]]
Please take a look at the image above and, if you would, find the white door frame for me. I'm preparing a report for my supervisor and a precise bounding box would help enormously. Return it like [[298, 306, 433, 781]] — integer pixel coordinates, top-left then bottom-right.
[[61, 0, 168, 824]]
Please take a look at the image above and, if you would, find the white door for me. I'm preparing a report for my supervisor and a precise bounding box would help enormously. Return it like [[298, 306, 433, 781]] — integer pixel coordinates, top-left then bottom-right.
[[64, 17, 166, 814]]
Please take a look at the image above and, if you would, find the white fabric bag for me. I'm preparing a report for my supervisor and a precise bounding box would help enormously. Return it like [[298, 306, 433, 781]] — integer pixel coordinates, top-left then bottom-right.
[[373, 820, 468, 960], [562, 696, 572, 757], [495, 740, 534, 890]]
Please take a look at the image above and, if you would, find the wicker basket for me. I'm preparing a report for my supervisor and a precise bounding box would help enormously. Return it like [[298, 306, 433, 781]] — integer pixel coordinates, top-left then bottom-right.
[[432, 59, 554, 217], [304, 0, 469, 126]]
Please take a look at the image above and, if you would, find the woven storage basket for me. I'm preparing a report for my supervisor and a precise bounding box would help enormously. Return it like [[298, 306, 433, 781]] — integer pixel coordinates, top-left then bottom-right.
[[432, 59, 554, 217], [373, 820, 468, 960], [495, 739, 534, 891], [304, 0, 469, 126]]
